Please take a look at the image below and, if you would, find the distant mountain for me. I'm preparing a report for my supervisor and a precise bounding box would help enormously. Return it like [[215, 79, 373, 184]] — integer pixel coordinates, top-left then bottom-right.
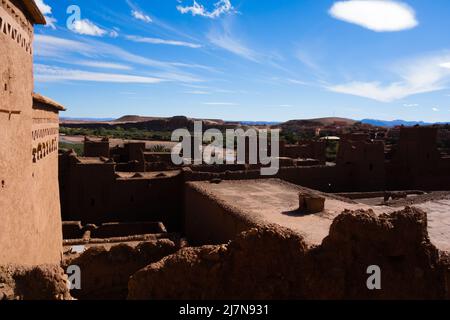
[[60, 117, 115, 122], [113, 115, 166, 123], [360, 119, 450, 127], [280, 117, 357, 127], [239, 121, 281, 126]]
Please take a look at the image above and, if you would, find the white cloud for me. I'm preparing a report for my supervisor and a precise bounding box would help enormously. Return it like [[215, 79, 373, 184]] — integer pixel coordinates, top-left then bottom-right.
[[403, 103, 419, 107], [177, 0, 235, 19], [328, 52, 450, 102], [72, 19, 107, 36], [132, 10, 153, 23], [126, 35, 202, 48], [329, 0, 418, 32], [203, 102, 237, 105], [35, 0, 52, 15], [35, 64, 164, 84], [35, 0, 57, 29], [440, 62, 450, 69], [432, 107, 439, 112]]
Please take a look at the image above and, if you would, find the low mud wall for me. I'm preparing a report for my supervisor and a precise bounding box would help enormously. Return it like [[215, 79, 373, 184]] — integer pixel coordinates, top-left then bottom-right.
[[129, 207, 450, 300]]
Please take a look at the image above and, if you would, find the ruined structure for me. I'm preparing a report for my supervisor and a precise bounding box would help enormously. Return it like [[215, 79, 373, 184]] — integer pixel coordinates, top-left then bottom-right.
[[129, 208, 450, 300], [0, 0, 64, 266]]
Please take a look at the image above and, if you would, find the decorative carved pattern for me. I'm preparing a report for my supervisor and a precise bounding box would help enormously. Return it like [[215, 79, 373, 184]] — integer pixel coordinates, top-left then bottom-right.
[[32, 136, 58, 163], [32, 126, 59, 141], [0, 0, 33, 36], [0, 5, 33, 55]]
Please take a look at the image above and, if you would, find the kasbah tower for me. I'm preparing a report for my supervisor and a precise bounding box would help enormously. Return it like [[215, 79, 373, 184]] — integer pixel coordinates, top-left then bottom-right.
[[0, 0, 65, 265]]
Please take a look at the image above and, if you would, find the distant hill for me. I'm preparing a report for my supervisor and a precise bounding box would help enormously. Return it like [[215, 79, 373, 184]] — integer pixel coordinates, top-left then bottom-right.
[[113, 115, 165, 123], [360, 119, 450, 127], [239, 121, 281, 126], [280, 117, 357, 127], [61, 117, 115, 123]]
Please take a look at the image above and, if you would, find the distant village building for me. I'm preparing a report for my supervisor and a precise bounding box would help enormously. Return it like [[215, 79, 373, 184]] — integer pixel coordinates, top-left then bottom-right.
[[0, 0, 65, 265]]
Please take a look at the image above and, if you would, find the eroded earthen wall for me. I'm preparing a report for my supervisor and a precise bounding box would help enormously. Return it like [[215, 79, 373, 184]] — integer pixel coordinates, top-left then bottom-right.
[[129, 208, 450, 300]]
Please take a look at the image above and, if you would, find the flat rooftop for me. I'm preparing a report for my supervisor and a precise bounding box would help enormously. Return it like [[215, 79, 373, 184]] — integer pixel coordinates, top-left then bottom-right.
[[188, 179, 396, 246]]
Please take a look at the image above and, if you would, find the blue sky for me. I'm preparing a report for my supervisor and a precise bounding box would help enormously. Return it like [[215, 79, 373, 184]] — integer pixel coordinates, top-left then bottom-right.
[[34, 0, 450, 122]]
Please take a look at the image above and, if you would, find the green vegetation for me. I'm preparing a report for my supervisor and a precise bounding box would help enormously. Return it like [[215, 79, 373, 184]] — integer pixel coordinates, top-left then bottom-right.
[[59, 142, 84, 156], [325, 140, 339, 162], [60, 126, 172, 141], [148, 144, 171, 153], [280, 131, 315, 144]]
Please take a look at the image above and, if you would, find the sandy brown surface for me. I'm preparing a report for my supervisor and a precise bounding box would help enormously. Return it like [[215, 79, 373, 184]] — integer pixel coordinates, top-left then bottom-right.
[[412, 199, 450, 252], [190, 179, 396, 246]]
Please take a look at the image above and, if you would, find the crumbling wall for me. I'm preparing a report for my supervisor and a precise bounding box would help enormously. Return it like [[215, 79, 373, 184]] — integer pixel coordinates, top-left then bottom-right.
[[128, 207, 450, 300], [0, 264, 71, 300], [63, 239, 179, 300]]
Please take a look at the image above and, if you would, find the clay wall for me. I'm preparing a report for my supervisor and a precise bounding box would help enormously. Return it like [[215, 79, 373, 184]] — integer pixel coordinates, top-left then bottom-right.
[[184, 182, 256, 245], [336, 137, 385, 191], [30, 106, 63, 264], [84, 138, 110, 157], [0, 0, 61, 265], [280, 140, 326, 163], [387, 127, 450, 190], [59, 153, 184, 231]]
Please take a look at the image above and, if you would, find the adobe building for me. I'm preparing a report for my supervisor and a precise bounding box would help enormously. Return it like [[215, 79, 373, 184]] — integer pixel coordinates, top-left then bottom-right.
[[387, 127, 450, 190], [0, 0, 64, 265]]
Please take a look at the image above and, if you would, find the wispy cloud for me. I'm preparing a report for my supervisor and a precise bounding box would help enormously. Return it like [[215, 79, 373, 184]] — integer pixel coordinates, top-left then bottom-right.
[[328, 52, 450, 102], [34, 35, 206, 83], [203, 102, 237, 106], [177, 0, 236, 19], [329, 0, 418, 32], [287, 79, 308, 86], [35, 64, 164, 84], [432, 107, 440, 112], [74, 61, 132, 70], [403, 103, 419, 107], [185, 90, 211, 95], [126, 35, 202, 48], [132, 10, 153, 23], [35, 0, 57, 29], [207, 22, 258, 62]]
